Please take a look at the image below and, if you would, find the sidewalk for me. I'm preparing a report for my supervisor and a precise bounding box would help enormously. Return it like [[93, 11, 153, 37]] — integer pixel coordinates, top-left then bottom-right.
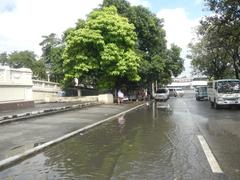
[[0, 101, 100, 124], [0, 102, 145, 169]]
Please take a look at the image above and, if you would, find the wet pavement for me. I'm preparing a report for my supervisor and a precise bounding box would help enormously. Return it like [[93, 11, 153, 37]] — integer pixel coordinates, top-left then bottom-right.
[[182, 91, 240, 180], [0, 102, 82, 116], [0, 101, 99, 123], [0, 91, 240, 179], [0, 103, 142, 162]]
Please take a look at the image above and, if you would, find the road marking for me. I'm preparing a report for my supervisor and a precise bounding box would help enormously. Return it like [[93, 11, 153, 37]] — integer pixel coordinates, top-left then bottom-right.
[[197, 135, 223, 174]]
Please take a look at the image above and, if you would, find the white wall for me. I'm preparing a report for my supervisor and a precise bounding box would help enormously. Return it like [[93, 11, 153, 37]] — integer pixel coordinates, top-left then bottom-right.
[[32, 80, 60, 102], [0, 66, 113, 104], [0, 66, 33, 102]]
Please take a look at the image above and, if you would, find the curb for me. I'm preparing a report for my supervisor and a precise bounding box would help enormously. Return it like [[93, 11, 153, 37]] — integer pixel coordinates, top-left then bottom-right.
[[0, 103, 145, 170], [0, 102, 101, 125]]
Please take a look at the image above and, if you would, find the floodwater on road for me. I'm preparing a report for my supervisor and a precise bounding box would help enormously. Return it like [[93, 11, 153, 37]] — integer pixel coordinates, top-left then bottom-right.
[[0, 98, 234, 179]]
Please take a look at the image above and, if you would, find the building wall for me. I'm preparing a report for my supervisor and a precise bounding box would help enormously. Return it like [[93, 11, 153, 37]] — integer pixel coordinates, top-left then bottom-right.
[[0, 66, 113, 105], [0, 66, 33, 103]]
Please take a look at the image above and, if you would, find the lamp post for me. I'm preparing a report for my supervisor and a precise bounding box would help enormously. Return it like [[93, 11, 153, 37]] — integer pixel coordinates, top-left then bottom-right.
[[46, 70, 50, 82]]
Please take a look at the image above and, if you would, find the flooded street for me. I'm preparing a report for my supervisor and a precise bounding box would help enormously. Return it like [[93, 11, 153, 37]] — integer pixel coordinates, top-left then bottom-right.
[[0, 91, 240, 179]]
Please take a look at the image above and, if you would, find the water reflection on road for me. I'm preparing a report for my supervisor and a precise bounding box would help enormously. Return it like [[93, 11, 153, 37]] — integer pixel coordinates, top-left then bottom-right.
[[0, 101, 224, 179]]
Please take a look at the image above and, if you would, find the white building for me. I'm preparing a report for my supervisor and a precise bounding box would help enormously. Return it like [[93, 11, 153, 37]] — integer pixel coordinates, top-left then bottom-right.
[[167, 76, 208, 89]]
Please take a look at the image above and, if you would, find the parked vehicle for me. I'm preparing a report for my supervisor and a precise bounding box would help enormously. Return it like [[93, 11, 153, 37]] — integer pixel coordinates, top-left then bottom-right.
[[208, 79, 240, 109], [154, 88, 169, 101], [168, 88, 184, 97], [195, 86, 208, 101], [174, 88, 184, 97]]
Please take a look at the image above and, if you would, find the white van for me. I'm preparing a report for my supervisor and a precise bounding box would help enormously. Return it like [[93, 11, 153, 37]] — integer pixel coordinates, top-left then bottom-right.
[[208, 79, 240, 109]]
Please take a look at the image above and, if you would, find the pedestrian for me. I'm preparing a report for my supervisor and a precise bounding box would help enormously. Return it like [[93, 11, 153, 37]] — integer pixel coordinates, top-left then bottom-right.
[[144, 89, 148, 101], [117, 89, 124, 104]]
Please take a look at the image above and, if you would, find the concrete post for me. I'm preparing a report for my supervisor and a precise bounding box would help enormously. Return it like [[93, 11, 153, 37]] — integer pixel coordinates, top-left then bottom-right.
[[77, 89, 82, 96]]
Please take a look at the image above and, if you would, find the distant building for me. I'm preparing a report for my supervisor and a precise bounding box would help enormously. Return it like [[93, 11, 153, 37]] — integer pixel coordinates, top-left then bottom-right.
[[191, 77, 208, 88], [167, 76, 208, 89]]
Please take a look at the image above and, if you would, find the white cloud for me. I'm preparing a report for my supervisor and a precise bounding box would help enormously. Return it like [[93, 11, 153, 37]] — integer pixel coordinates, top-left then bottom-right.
[[157, 8, 199, 76], [0, 0, 151, 57], [157, 8, 198, 49], [0, 0, 102, 56], [1, 0, 197, 76]]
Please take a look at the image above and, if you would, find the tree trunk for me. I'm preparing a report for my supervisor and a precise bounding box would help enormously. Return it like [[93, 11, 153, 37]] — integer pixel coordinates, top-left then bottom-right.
[[233, 49, 239, 79]]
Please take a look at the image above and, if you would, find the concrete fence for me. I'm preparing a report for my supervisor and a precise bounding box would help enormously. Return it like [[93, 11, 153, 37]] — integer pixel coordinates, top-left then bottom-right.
[[32, 80, 61, 103], [0, 66, 114, 110]]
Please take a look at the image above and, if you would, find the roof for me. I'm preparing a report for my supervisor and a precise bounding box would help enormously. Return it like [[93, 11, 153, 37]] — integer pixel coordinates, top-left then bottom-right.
[[213, 79, 240, 82]]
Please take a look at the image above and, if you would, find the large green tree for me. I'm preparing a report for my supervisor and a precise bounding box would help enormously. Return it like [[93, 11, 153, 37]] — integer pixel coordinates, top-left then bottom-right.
[[101, 0, 184, 88], [63, 6, 140, 89], [102, 0, 131, 17], [129, 5, 169, 86], [189, 0, 240, 79]]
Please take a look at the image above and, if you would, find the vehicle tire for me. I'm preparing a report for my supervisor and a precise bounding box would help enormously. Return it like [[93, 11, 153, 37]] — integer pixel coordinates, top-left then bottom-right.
[[214, 100, 220, 109], [196, 97, 199, 101]]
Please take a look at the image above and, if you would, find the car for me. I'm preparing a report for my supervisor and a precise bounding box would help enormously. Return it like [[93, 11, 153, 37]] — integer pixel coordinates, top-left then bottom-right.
[[195, 86, 208, 101], [174, 88, 184, 97], [154, 88, 170, 101]]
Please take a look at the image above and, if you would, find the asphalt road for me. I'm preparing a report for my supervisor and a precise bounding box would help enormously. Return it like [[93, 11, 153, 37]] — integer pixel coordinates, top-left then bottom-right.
[[0, 103, 141, 162], [178, 90, 240, 179], [0, 91, 239, 179]]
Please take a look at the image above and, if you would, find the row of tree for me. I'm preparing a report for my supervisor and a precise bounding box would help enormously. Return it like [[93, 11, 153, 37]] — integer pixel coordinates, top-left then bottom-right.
[[1, 0, 185, 91], [188, 0, 240, 80]]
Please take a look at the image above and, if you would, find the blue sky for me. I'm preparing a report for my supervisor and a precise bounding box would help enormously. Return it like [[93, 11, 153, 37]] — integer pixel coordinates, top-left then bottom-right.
[[0, 0, 209, 76], [149, 0, 207, 19]]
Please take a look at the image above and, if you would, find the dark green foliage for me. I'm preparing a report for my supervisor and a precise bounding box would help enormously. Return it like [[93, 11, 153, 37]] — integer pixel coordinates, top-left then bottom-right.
[[167, 44, 184, 77], [8, 51, 36, 68], [39, 33, 64, 82], [189, 0, 240, 79], [101, 0, 184, 87]]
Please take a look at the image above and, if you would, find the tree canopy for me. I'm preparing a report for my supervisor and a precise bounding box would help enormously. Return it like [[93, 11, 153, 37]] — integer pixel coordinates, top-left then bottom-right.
[[101, 0, 184, 87], [189, 0, 240, 79], [63, 6, 140, 89], [39, 33, 64, 82]]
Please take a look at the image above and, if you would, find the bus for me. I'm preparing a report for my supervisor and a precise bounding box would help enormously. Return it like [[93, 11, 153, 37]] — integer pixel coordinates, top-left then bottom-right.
[[207, 79, 240, 109]]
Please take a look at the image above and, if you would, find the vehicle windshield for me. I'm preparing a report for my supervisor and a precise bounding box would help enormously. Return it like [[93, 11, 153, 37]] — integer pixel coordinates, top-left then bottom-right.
[[217, 81, 240, 93], [199, 87, 207, 92], [156, 89, 167, 93]]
